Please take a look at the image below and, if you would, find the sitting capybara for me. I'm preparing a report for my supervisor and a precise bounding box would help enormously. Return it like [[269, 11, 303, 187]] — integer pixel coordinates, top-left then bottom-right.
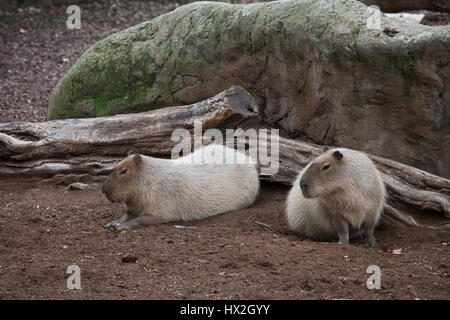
[[285, 147, 386, 247], [102, 144, 259, 230]]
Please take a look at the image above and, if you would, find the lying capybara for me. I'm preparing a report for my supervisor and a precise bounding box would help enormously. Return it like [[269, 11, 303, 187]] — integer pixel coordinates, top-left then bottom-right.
[[102, 144, 259, 230], [285, 147, 386, 247]]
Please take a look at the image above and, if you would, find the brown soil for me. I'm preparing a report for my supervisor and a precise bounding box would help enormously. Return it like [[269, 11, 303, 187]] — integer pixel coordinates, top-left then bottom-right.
[[0, 1, 448, 300], [0, 0, 178, 123], [0, 177, 448, 300]]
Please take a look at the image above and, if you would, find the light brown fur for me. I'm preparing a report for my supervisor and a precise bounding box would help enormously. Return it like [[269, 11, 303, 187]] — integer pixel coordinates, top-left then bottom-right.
[[286, 147, 386, 247], [102, 145, 260, 230]]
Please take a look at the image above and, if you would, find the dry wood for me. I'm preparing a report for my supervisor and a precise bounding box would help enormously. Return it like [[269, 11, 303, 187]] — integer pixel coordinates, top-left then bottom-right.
[[0, 86, 258, 161], [0, 87, 448, 229]]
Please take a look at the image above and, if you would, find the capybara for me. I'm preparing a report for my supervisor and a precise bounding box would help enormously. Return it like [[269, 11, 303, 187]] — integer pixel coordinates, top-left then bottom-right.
[[285, 147, 386, 247], [102, 144, 260, 230]]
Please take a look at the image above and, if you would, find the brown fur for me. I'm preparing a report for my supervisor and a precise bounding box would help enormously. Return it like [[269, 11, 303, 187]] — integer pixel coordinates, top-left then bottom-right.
[[102, 153, 143, 208]]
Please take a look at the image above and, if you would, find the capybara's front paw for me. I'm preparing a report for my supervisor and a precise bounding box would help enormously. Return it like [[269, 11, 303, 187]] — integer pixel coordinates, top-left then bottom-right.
[[105, 221, 127, 231], [105, 221, 117, 229]]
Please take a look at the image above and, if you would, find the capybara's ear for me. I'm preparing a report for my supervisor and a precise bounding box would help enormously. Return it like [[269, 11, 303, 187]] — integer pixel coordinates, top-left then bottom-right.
[[322, 146, 329, 152], [333, 150, 343, 160], [128, 150, 135, 156], [133, 154, 142, 166]]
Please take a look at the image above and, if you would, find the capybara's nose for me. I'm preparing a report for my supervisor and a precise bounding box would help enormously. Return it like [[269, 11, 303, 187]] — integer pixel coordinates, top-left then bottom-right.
[[300, 182, 308, 192], [300, 180, 310, 198]]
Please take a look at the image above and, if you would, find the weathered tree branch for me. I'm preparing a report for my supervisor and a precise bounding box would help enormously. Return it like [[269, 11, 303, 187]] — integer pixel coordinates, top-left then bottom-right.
[[0, 86, 258, 162], [1, 88, 448, 229]]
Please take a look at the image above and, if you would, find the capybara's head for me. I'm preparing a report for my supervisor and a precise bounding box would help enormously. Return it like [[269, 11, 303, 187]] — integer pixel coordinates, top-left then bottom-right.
[[300, 148, 344, 198], [102, 151, 142, 203]]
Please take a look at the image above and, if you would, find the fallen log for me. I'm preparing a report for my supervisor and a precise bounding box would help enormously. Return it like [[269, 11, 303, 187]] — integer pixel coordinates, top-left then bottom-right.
[[0, 86, 258, 162], [0, 88, 448, 229]]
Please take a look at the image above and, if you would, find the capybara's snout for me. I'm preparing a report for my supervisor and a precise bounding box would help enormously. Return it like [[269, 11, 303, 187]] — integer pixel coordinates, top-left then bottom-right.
[[102, 180, 113, 202], [299, 176, 311, 198]]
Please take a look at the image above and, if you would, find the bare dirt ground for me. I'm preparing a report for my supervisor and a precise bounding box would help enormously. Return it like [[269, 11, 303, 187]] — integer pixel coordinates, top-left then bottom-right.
[[0, 1, 449, 300], [0, 177, 448, 300]]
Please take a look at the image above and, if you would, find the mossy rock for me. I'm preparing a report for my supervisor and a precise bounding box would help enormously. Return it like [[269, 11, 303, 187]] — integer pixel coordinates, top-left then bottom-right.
[[48, 0, 450, 178]]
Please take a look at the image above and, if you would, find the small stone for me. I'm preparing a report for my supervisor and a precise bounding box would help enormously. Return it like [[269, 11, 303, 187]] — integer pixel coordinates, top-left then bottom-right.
[[69, 183, 88, 190]]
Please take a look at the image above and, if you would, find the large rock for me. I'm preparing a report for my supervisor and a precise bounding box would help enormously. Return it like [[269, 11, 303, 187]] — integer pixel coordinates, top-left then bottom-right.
[[48, 0, 450, 178]]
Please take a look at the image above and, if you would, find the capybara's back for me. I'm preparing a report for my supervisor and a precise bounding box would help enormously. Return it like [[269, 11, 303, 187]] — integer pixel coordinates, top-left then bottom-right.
[[150, 144, 260, 222], [286, 148, 386, 247]]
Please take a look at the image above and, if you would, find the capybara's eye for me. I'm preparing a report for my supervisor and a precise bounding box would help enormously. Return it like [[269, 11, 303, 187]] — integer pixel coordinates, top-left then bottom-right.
[[120, 169, 128, 176], [322, 163, 331, 171]]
